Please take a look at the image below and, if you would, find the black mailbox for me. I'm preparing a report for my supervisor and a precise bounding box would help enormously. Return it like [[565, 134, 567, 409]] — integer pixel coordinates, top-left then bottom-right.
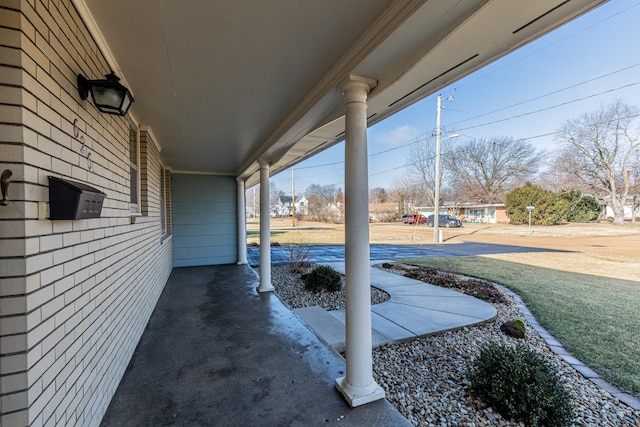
[[48, 176, 107, 220]]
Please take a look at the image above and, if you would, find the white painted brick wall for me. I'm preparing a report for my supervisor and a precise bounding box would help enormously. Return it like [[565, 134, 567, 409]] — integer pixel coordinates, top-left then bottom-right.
[[0, 1, 174, 426]]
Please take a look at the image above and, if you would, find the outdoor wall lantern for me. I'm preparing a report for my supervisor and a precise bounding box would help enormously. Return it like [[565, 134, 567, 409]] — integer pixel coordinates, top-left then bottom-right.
[[77, 71, 134, 116]]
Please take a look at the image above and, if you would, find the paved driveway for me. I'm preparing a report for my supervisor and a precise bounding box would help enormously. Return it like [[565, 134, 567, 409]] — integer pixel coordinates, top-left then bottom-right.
[[247, 242, 567, 266]]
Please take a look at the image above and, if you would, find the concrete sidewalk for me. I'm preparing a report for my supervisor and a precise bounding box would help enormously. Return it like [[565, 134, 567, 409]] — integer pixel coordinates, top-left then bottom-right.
[[296, 262, 497, 351]]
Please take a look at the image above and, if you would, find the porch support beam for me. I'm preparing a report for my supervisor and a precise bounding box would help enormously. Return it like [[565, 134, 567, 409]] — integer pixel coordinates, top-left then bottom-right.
[[258, 160, 274, 292], [334, 75, 385, 407], [236, 177, 248, 265]]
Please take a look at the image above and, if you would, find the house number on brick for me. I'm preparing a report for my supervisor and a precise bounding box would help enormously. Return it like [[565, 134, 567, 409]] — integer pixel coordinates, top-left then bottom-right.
[[73, 119, 93, 171]]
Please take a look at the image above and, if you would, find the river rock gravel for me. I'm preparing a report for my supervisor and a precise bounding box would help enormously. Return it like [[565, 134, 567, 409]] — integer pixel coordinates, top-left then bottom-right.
[[266, 263, 640, 426], [267, 264, 390, 311]]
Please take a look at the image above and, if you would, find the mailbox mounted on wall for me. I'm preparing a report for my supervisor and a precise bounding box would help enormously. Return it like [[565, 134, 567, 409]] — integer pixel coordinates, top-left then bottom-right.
[[48, 176, 107, 220]]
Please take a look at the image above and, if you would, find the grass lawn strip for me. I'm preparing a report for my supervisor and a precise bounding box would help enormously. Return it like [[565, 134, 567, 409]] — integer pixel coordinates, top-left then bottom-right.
[[402, 256, 640, 398]]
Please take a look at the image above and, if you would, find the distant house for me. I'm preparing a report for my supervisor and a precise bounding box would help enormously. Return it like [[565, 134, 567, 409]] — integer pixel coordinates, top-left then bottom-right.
[[271, 195, 309, 217], [327, 202, 344, 223], [459, 204, 509, 224], [416, 203, 509, 224], [296, 196, 309, 215], [602, 197, 639, 220], [271, 196, 292, 217]]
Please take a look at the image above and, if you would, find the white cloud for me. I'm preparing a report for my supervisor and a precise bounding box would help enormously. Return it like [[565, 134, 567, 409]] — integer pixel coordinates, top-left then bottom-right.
[[373, 125, 420, 146]]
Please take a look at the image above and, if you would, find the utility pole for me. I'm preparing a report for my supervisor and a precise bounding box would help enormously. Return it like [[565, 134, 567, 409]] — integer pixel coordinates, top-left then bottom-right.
[[433, 94, 456, 243], [291, 167, 296, 227], [434, 95, 443, 243]]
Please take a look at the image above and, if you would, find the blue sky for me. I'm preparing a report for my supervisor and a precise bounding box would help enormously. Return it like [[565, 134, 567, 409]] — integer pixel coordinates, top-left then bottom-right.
[[271, 1, 640, 195]]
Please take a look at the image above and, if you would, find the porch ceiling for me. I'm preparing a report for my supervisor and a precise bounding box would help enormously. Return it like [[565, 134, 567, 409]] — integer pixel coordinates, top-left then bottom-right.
[[77, 0, 606, 187]]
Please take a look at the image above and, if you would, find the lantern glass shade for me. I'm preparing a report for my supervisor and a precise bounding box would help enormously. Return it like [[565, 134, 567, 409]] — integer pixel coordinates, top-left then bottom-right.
[[77, 72, 134, 116]]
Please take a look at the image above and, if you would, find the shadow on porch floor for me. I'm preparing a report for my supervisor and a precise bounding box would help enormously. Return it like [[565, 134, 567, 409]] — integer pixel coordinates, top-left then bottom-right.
[[100, 264, 409, 426]]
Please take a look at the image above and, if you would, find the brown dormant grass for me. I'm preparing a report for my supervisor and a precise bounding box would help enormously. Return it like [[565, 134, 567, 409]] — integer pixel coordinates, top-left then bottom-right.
[[247, 218, 640, 281]]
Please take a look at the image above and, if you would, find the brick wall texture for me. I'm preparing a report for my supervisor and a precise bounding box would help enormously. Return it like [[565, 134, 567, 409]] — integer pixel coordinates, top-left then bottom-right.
[[0, 1, 173, 425]]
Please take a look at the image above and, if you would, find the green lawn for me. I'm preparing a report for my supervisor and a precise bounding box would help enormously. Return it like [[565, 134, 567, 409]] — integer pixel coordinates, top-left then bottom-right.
[[403, 256, 640, 397]]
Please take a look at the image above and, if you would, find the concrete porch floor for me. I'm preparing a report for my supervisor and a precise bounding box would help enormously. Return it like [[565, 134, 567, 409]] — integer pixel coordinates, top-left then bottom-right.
[[100, 264, 410, 426]]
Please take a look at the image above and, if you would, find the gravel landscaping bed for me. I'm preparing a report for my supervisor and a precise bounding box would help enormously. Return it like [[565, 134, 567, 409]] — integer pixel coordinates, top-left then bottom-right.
[[267, 264, 390, 311], [266, 262, 640, 426]]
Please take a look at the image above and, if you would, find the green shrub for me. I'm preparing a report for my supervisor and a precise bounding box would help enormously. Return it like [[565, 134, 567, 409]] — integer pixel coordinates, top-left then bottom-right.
[[560, 190, 600, 222], [469, 343, 573, 427], [304, 265, 342, 292], [505, 182, 568, 225]]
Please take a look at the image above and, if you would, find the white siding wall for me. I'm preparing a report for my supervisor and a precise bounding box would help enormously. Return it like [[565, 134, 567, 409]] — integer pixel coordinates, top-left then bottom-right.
[[604, 204, 639, 220], [0, 1, 173, 425]]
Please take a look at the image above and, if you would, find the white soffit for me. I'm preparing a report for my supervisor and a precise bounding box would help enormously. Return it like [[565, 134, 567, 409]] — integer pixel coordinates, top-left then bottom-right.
[[259, 0, 608, 186], [74, 0, 607, 188]]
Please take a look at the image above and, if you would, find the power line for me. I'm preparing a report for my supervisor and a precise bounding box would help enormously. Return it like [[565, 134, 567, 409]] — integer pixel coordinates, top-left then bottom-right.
[[369, 135, 428, 157], [448, 63, 640, 127], [294, 160, 343, 170], [366, 112, 640, 182], [292, 73, 640, 184], [451, 2, 640, 91], [289, 5, 640, 188], [457, 81, 640, 132], [369, 164, 409, 177], [364, 77, 640, 160], [294, 108, 640, 184], [293, 66, 640, 177]]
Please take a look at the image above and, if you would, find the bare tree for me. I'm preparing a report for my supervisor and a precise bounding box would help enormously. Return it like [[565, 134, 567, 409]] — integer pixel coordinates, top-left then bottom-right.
[[390, 173, 429, 213], [538, 149, 586, 192], [245, 185, 260, 217], [369, 187, 388, 203], [443, 136, 544, 204], [556, 100, 640, 224], [627, 150, 640, 223], [270, 182, 285, 211], [404, 136, 454, 207], [305, 183, 339, 222]]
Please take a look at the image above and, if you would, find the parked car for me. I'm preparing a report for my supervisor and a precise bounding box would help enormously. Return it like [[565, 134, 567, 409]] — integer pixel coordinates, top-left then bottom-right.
[[402, 214, 427, 224], [427, 214, 462, 227]]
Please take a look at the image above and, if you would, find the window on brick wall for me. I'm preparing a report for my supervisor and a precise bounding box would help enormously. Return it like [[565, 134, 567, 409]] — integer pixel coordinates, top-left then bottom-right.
[[160, 167, 166, 233], [160, 167, 172, 241], [129, 124, 141, 214]]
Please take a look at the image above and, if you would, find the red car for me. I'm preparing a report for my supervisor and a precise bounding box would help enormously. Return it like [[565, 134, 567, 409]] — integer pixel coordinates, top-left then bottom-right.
[[402, 214, 427, 224]]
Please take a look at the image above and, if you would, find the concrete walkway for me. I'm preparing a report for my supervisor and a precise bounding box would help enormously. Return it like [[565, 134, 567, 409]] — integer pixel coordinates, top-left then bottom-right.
[[295, 262, 497, 352], [101, 264, 411, 427]]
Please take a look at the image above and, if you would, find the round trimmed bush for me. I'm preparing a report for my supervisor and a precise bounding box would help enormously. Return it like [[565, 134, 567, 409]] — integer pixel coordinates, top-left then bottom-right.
[[304, 265, 342, 292], [469, 343, 573, 426]]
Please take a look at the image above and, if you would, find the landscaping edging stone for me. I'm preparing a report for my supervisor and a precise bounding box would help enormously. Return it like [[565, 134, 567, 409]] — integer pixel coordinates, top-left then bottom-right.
[[270, 262, 640, 425], [495, 282, 640, 411]]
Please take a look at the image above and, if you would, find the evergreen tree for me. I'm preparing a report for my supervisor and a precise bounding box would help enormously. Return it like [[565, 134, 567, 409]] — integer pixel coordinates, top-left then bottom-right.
[[506, 182, 568, 225], [560, 190, 600, 222]]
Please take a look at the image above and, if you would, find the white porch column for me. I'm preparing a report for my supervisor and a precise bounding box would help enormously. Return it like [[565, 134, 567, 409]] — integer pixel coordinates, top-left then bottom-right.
[[236, 177, 248, 265], [258, 160, 274, 292], [335, 75, 384, 407]]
